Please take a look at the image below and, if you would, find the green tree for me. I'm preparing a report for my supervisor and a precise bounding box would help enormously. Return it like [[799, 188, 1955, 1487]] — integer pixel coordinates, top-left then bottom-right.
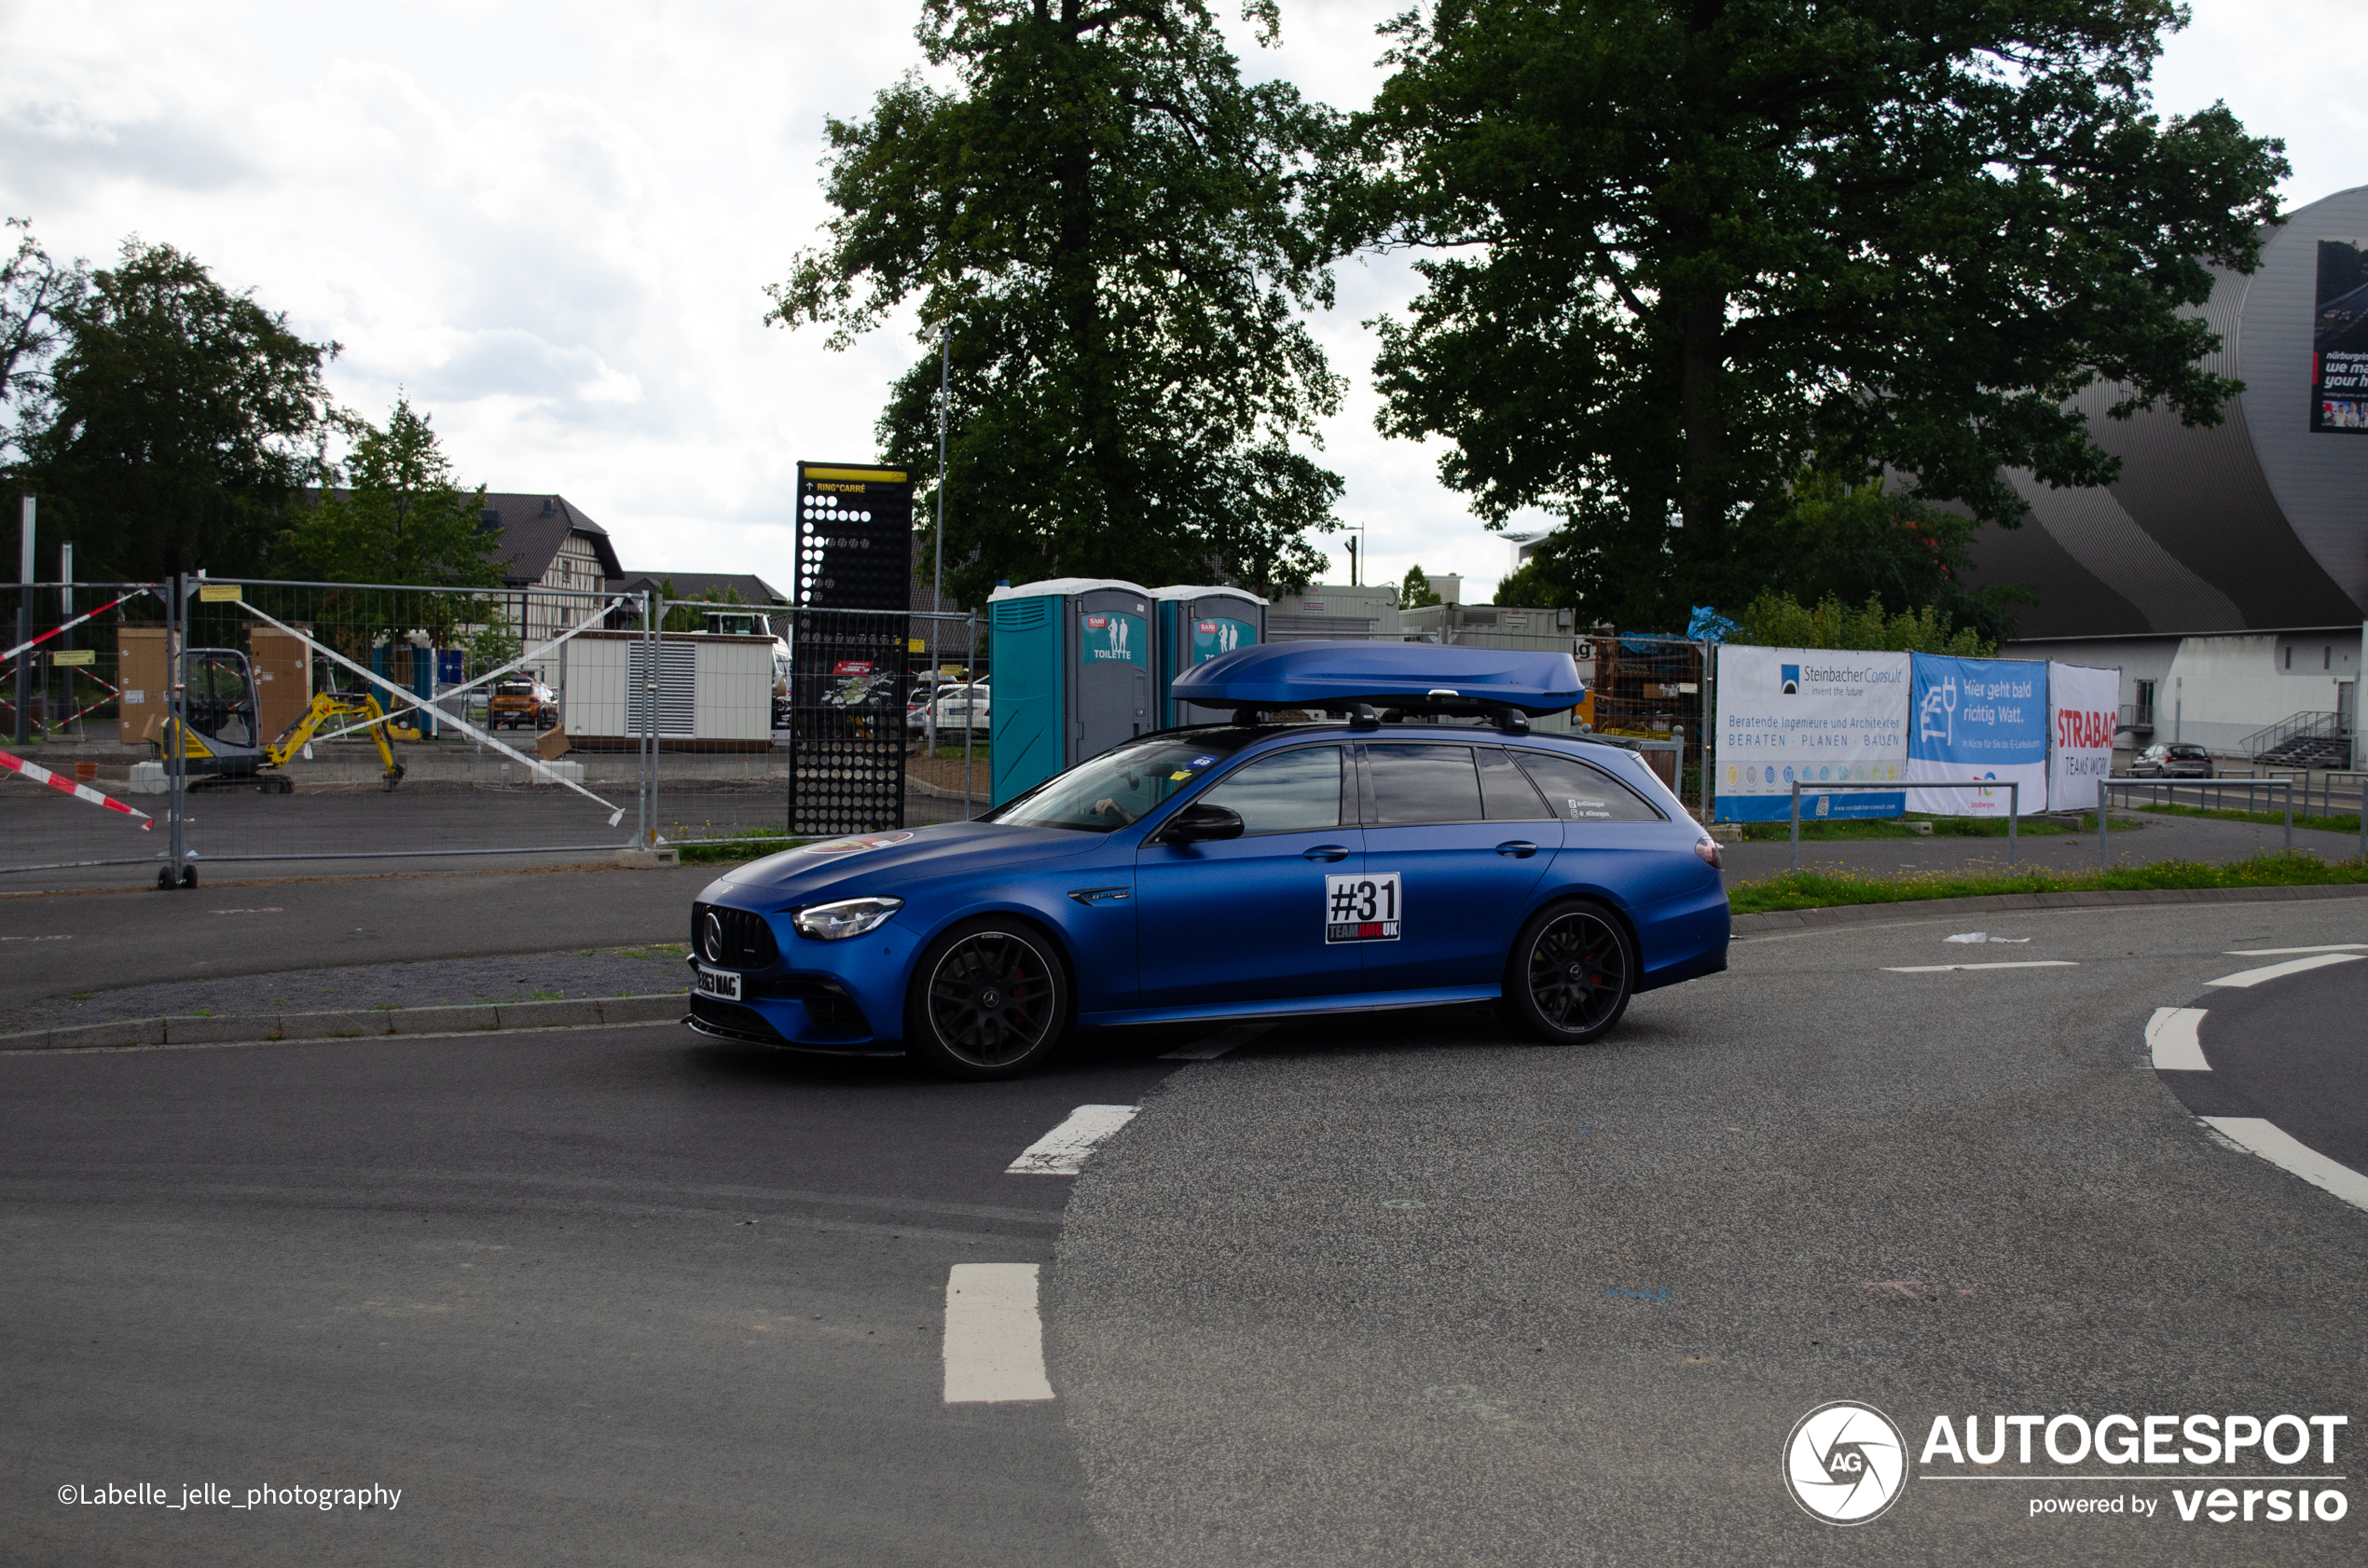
[[1399, 560, 1441, 607], [10, 239, 340, 579], [282, 395, 498, 587], [1492, 560, 1555, 608], [0, 219, 89, 456], [1733, 590, 1991, 656], [1343, 0, 2288, 628], [767, 0, 1346, 604]]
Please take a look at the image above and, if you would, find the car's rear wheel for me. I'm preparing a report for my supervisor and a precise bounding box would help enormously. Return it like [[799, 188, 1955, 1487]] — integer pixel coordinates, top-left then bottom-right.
[[904, 917, 1070, 1080], [1501, 900, 1634, 1044]]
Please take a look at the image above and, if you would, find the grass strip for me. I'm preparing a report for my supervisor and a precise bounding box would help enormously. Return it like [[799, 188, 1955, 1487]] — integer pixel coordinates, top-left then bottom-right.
[[1727, 850, 2368, 916], [2137, 801, 2362, 834], [676, 827, 811, 865], [1738, 811, 2140, 842]]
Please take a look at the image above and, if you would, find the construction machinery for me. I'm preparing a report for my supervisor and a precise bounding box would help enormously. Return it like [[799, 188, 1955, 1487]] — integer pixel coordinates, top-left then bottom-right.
[[151, 647, 406, 791]]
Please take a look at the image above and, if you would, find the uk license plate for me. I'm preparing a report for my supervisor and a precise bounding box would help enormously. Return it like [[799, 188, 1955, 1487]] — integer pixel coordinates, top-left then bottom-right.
[[1325, 871, 1402, 943], [695, 965, 742, 1002]]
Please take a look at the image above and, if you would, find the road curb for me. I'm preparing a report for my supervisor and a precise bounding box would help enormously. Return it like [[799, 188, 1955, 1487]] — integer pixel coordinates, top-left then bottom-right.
[[1730, 880, 2368, 935], [0, 993, 689, 1053]]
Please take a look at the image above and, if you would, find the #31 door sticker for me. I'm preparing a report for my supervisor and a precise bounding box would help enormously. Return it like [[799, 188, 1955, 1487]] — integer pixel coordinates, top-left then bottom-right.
[[1325, 872, 1401, 943]]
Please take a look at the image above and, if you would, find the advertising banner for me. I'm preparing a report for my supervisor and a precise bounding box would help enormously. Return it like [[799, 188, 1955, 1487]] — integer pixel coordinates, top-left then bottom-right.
[[2311, 238, 2368, 433], [1906, 655, 2048, 816], [2047, 662, 2119, 814], [1714, 644, 1908, 821]]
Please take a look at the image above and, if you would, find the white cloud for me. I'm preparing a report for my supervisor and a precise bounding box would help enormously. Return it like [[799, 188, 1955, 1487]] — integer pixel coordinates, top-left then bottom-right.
[[1, 0, 2347, 609]]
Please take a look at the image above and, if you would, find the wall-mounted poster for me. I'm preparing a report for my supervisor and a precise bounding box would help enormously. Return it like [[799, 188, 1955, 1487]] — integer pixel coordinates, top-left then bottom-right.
[[2312, 239, 2368, 433], [1713, 644, 1908, 821]]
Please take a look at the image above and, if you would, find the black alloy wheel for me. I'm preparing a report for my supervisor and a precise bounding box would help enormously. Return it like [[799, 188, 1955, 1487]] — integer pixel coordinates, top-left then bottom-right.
[[1503, 900, 1634, 1043], [905, 918, 1070, 1080]]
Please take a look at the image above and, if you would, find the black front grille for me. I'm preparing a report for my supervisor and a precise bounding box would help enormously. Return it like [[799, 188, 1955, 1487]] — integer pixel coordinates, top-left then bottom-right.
[[693, 902, 779, 969]]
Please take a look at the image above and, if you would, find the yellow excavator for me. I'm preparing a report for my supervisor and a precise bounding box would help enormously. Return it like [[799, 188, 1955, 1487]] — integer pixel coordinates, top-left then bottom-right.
[[151, 648, 406, 792]]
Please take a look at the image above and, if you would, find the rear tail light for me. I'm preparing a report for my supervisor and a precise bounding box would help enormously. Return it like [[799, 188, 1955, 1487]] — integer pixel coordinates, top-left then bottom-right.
[[1694, 836, 1722, 870]]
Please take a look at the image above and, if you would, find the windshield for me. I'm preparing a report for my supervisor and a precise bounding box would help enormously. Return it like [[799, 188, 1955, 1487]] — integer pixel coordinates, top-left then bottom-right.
[[990, 732, 1264, 832]]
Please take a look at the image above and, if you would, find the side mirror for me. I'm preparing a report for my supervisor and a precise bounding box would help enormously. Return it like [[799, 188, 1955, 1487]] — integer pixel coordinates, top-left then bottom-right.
[[1162, 801, 1244, 844]]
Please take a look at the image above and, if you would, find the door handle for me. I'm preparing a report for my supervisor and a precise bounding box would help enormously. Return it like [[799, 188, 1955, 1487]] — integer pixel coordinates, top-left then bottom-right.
[[1494, 841, 1539, 859], [1302, 845, 1351, 862]]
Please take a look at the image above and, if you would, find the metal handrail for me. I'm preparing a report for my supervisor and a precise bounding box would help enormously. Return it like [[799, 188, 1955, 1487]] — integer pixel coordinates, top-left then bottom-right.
[[2106, 776, 2295, 853], [1791, 779, 2019, 872]]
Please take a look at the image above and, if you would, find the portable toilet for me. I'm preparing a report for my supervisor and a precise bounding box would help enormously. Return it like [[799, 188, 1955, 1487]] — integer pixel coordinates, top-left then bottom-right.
[[986, 578, 1154, 806], [1152, 585, 1267, 728]]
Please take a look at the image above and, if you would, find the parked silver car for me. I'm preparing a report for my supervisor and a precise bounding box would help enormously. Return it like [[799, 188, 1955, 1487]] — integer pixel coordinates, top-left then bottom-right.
[[2128, 742, 2214, 778]]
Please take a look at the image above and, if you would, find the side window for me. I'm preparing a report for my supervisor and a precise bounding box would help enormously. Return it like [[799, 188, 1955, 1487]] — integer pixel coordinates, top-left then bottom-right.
[[1512, 752, 1664, 823], [1477, 747, 1553, 820], [1368, 744, 1485, 825], [1201, 746, 1342, 834]]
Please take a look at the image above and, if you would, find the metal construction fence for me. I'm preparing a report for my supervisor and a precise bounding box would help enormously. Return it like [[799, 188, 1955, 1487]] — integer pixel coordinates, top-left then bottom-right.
[[0, 575, 983, 889]]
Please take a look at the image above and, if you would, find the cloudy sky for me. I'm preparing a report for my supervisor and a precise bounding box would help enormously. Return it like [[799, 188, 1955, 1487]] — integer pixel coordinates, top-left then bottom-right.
[[5, 0, 2358, 604]]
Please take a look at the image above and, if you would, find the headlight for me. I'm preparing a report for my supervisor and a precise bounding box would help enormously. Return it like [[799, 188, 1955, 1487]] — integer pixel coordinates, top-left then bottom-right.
[[792, 896, 903, 941]]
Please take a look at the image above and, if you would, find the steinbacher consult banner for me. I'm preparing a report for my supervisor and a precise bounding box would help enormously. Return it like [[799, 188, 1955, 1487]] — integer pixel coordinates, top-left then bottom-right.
[[2048, 662, 2119, 813], [1906, 654, 2048, 816], [1714, 645, 1909, 821]]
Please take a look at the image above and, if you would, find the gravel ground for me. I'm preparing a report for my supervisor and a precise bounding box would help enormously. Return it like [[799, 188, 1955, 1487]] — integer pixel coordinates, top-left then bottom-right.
[[0, 943, 690, 1036]]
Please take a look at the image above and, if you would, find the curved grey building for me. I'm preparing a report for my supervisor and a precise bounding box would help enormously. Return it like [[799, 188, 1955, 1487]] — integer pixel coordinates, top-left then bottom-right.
[[1973, 184, 2367, 761]]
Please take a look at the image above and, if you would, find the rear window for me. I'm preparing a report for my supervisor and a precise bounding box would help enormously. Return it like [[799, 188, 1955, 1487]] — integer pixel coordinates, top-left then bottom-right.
[[1511, 752, 1664, 822]]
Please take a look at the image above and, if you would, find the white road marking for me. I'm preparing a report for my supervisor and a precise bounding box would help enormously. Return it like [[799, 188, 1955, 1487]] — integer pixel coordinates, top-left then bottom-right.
[[2199, 1118, 2368, 1215], [2145, 1007, 2210, 1072], [1882, 961, 2079, 973], [2223, 943, 2368, 956], [1005, 1104, 1140, 1176], [942, 1263, 1054, 1403], [1159, 1022, 1276, 1061], [1944, 931, 2031, 944], [2205, 953, 2366, 988]]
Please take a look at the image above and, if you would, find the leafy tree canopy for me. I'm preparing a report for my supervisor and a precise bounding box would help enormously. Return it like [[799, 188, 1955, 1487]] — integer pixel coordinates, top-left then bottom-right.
[[768, 0, 1347, 605], [10, 239, 340, 580], [0, 218, 89, 459], [1342, 0, 2288, 629], [282, 395, 501, 588], [1733, 589, 1992, 656], [1399, 560, 1441, 606]]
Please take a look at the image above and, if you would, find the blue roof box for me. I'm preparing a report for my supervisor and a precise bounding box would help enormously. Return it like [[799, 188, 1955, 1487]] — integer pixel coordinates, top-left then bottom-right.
[[1172, 640, 1585, 716]]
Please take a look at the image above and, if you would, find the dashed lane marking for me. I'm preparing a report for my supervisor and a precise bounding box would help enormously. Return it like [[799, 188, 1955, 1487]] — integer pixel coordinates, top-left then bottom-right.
[[2205, 953, 2365, 989], [1005, 1104, 1139, 1176], [2200, 1118, 2368, 1216], [2223, 943, 2368, 956], [1881, 961, 2079, 973], [2145, 1007, 2210, 1071], [943, 1263, 1054, 1403], [1159, 1021, 1276, 1061]]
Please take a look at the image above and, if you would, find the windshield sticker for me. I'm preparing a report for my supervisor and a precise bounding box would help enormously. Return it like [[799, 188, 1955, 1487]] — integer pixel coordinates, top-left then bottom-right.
[[1189, 755, 1217, 768], [1325, 871, 1402, 943], [1564, 798, 1616, 819], [1169, 771, 1193, 782], [802, 831, 916, 857]]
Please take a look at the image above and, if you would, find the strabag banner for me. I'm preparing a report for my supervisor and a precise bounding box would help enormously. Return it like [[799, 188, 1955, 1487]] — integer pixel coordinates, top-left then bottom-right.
[[1906, 654, 2048, 816], [1714, 645, 1908, 822], [2048, 662, 2119, 814]]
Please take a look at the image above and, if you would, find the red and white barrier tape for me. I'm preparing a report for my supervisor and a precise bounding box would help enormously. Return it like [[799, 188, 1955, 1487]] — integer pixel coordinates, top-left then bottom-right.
[[0, 587, 156, 667], [0, 750, 153, 829]]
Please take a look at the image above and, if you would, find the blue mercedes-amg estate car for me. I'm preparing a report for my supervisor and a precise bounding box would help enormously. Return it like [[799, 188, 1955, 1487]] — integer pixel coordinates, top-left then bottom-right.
[[685, 642, 1728, 1079]]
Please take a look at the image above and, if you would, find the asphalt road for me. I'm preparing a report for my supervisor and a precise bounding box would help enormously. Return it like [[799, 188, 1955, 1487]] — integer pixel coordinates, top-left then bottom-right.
[[5, 886, 2365, 1564], [1053, 900, 2368, 1565], [0, 780, 976, 892], [0, 865, 715, 1001]]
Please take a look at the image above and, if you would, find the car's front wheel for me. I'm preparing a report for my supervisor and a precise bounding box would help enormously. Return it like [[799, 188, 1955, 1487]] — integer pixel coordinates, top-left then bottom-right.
[[1501, 899, 1635, 1044], [904, 917, 1071, 1080]]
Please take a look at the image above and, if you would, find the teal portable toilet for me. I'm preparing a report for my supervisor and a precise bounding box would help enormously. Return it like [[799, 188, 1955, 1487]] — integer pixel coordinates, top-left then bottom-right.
[[1152, 585, 1266, 727], [986, 578, 1154, 805]]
